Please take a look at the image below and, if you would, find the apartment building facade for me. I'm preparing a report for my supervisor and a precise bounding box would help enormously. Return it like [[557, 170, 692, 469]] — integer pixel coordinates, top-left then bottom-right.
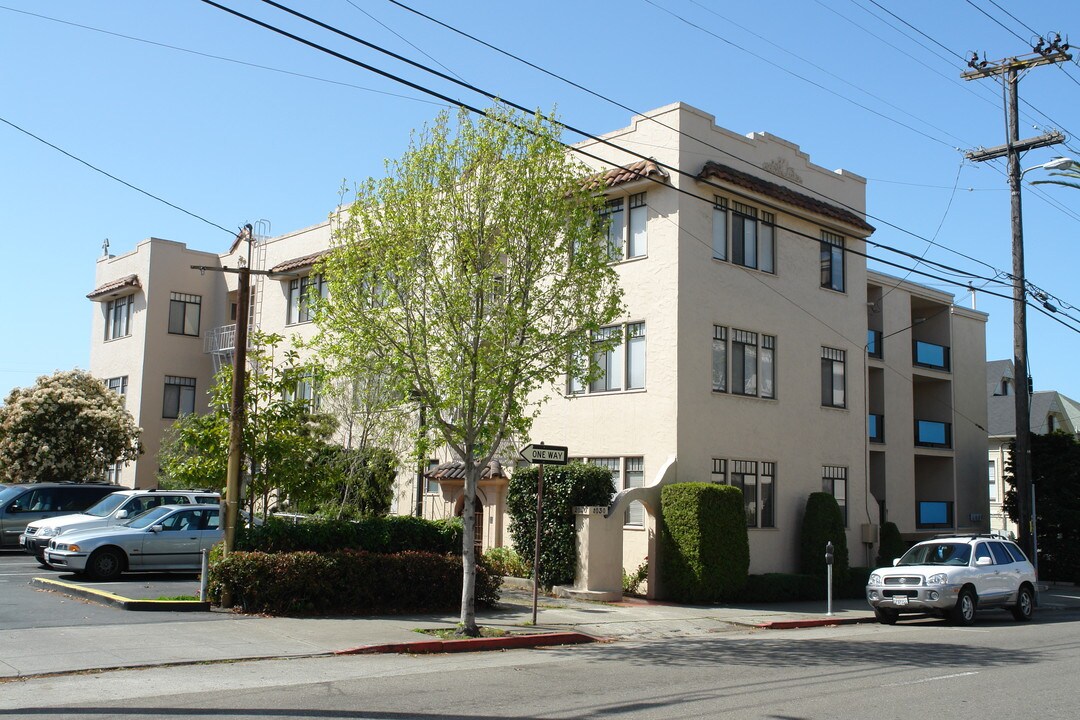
[[86, 102, 990, 575]]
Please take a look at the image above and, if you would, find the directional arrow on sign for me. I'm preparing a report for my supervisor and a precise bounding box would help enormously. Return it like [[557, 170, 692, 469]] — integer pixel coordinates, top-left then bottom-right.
[[519, 443, 569, 465]]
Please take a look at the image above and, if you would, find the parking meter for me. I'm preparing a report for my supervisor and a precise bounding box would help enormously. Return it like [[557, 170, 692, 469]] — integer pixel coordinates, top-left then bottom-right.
[[825, 541, 835, 615], [825, 541, 834, 566]]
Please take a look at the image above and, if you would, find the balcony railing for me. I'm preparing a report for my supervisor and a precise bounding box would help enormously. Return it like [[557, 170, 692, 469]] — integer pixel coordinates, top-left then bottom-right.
[[868, 414, 884, 443], [912, 340, 950, 371], [867, 329, 883, 359], [915, 419, 952, 448], [204, 324, 236, 354]]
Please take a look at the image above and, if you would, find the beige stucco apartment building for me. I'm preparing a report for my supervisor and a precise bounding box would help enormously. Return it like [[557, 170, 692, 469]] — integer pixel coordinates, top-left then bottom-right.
[[86, 102, 990, 576]]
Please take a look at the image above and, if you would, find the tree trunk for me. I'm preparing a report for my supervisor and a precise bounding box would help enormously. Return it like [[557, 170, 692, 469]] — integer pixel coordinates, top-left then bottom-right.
[[458, 459, 479, 636]]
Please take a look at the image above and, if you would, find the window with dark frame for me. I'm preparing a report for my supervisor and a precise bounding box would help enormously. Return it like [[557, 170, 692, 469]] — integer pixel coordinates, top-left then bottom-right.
[[105, 294, 133, 340], [822, 465, 848, 525], [821, 346, 846, 408], [168, 293, 201, 336], [713, 326, 775, 399], [600, 193, 648, 262], [106, 376, 128, 397], [163, 375, 196, 419], [820, 230, 845, 292], [713, 196, 775, 273], [288, 273, 328, 325], [572, 322, 646, 395]]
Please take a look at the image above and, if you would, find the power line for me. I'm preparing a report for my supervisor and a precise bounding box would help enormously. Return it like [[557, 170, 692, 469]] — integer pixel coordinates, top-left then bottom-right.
[[0, 114, 234, 236], [201, 0, 1077, 334], [0, 4, 445, 107]]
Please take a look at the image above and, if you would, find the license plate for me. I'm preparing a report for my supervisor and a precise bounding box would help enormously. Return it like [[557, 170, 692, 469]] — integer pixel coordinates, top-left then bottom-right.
[[893, 595, 909, 606]]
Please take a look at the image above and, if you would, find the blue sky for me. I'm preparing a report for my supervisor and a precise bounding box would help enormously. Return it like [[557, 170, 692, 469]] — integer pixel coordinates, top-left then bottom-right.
[[2, 1, 1080, 402]]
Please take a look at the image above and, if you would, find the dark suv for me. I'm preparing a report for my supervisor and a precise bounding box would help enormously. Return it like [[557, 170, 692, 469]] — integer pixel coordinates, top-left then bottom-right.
[[0, 482, 120, 549]]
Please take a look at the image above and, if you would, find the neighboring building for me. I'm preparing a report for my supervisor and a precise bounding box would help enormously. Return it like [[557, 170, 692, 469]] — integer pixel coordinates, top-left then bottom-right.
[[86, 102, 990, 575], [986, 359, 1080, 536]]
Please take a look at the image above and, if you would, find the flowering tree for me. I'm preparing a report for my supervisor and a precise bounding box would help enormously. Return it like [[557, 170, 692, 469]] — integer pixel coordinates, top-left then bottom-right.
[[0, 369, 141, 483], [316, 105, 624, 634]]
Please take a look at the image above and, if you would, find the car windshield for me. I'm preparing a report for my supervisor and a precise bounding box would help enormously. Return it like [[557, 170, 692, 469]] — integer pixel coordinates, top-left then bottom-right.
[[897, 542, 971, 566], [83, 493, 127, 518], [123, 506, 174, 529], [0, 486, 22, 505]]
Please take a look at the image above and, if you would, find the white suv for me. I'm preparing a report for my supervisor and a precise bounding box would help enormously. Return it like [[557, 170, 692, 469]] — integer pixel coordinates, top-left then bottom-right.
[[866, 534, 1036, 626], [20, 489, 219, 562]]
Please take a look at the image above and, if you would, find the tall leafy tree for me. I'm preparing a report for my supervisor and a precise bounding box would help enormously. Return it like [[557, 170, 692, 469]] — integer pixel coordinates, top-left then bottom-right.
[[316, 105, 624, 634], [0, 369, 141, 483], [159, 332, 336, 516], [1003, 432, 1080, 582]]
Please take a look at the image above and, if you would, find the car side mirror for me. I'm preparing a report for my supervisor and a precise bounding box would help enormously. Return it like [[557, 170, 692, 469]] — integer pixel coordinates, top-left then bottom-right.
[[150, 524, 164, 533], [116, 510, 129, 519], [892, 558, 900, 566], [976, 556, 993, 566], [7, 504, 20, 514]]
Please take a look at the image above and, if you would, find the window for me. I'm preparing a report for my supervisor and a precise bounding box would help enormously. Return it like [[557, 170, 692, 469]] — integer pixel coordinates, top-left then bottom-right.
[[601, 193, 647, 261], [822, 466, 848, 526], [574, 323, 646, 394], [988, 460, 998, 502], [820, 231, 845, 292], [163, 376, 196, 419], [425, 459, 441, 494], [821, 347, 846, 408], [711, 458, 726, 484], [288, 274, 328, 324], [104, 463, 122, 484], [587, 457, 645, 527], [624, 457, 645, 526], [725, 459, 775, 528], [712, 326, 775, 398], [106, 376, 128, 397], [105, 294, 133, 340], [712, 197, 775, 272], [168, 293, 201, 336]]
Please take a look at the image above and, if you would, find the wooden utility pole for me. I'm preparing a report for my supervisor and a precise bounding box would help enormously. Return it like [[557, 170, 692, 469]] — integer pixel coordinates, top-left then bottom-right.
[[962, 38, 1070, 564]]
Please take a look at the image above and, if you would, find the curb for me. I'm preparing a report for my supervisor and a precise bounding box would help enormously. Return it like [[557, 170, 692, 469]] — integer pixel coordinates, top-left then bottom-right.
[[741, 616, 877, 630], [31, 577, 210, 612], [336, 631, 599, 655]]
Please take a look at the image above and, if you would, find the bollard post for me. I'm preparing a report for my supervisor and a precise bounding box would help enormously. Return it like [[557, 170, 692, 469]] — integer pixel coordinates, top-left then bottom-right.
[[200, 548, 209, 603], [825, 541, 834, 616]]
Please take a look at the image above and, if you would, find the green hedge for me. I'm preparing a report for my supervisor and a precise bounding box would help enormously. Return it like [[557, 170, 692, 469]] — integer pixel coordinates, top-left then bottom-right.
[[659, 483, 748, 603], [507, 462, 616, 589], [737, 567, 871, 603], [876, 521, 906, 567], [799, 492, 850, 583], [236, 515, 462, 554], [209, 549, 500, 615]]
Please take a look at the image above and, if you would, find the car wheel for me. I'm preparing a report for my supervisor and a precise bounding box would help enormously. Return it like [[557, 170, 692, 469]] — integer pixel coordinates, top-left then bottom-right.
[[875, 607, 899, 625], [87, 548, 124, 581], [35, 553, 47, 565], [1011, 585, 1035, 622], [949, 587, 977, 626]]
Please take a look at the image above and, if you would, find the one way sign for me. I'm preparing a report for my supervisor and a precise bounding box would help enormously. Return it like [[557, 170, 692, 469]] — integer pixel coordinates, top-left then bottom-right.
[[519, 443, 568, 465]]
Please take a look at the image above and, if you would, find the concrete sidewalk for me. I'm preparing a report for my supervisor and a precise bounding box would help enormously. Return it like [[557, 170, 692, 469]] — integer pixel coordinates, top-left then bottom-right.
[[0, 578, 877, 680]]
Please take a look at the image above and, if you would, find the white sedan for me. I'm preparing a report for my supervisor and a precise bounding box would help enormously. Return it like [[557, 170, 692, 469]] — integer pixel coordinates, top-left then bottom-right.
[[44, 504, 222, 580]]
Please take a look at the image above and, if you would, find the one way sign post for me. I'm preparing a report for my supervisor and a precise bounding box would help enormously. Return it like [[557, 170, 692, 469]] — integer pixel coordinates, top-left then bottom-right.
[[518, 442, 568, 624]]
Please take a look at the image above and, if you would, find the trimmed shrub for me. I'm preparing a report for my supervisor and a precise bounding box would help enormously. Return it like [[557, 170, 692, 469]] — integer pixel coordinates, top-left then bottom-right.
[[659, 483, 749, 603], [483, 546, 530, 578], [209, 549, 500, 615], [507, 462, 616, 589], [876, 521, 906, 567], [737, 567, 872, 603], [236, 515, 462, 555], [799, 492, 849, 583]]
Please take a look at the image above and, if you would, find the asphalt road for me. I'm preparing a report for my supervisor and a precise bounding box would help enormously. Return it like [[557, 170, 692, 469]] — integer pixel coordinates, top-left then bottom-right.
[[2, 603, 1079, 719], [0, 550, 229, 630]]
